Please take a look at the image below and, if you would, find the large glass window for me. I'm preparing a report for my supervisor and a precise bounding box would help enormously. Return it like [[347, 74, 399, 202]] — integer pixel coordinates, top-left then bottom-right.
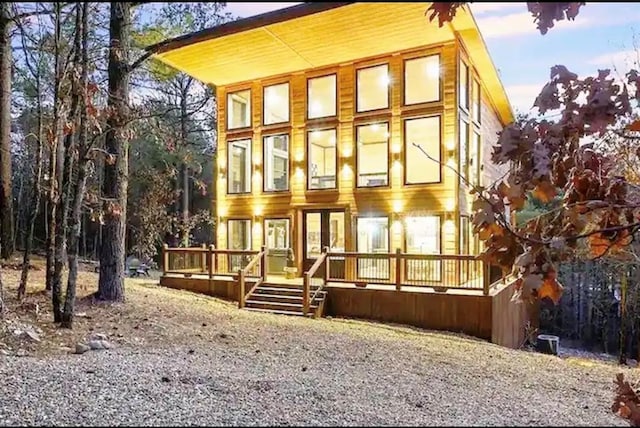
[[227, 139, 252, 194], [459, 60, 469, 110], [308, 74, 337, 119], [265, 219, 289, 249], [356, 64, 389, 112], [459, 119, 469, 183], [263, 83, 289, 125], [404, 116, 441, 184], [357, 217, 390, 280], [405, 216, 441, 282], [404, 55, 440, 105], [308, 129, 337, 190], [472, 79, 481, 123], [470, 130, 481, 187], [227, 219, 252, 271], [264, 134, 289, 192], [357, 122, 389, 187], [227, 89, 251, 129]]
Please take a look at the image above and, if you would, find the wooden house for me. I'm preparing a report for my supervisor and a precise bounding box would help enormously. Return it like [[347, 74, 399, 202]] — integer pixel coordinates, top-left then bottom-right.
[[150, 2, 528, 348]]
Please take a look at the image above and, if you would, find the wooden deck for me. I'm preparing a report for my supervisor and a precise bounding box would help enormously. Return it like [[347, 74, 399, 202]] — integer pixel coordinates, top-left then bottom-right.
[[160, 268, 528, 349]]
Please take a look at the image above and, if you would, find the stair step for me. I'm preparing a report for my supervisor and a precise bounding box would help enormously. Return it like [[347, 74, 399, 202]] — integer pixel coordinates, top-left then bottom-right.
[[244, 307, 312, 317], [261, 282, 323, 290], [245, 300, 318, 312], [253, 287, 326, 297], [249, 293, 304, 303]]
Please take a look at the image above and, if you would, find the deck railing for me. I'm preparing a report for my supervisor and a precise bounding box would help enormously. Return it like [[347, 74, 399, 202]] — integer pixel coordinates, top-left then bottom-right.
[[303, 246, 328, 316], [238, 246, 268, 309], [162, 245, 497, 295]]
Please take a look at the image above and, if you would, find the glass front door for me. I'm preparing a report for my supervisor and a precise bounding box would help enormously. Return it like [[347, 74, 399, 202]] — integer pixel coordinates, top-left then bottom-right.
[[265, 218, 290, 275], [303, 209, 345, 279]]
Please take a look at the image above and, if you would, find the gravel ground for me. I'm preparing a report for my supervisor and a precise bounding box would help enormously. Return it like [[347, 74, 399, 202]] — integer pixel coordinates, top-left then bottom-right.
[[0, 318, 632, 427]]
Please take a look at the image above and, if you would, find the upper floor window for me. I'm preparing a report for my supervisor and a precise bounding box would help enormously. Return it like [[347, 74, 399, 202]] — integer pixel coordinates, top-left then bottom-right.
[[459, 119, 469, 183], [472, 79, 481, 123], [459, 59, 469, 110], [264, 134, 289, 192], [356, 64, 389, 112], [308, 128, 337, 190], [263, 83, 289, 125], [227, 139, 252, 194], [404, 116, 441, 184], [404, 55, 440, 105], [227, 89, 251, 130], [357, 122, 389, 187], [308, 74, 337, 119], [470, 130, 481, 187]]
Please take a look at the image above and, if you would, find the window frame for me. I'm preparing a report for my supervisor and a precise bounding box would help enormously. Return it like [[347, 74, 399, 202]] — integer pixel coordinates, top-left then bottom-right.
[[262, 133, 291, 193], [306, 127, 339, 191], [403, 214, 443, 255], [226, 218, 253, 250], [262, 82, 290, 126], [263, 217, 291, 250], [402, 114, 443, 186], [469, 128, 481, 187], [306, 73, 338, 120], [355, 121, 390, 189], [458, 117, 470, 184], [458, 58, 470, 112], [355, 215, 391, 281], [472, 78, 481, 124], [227, 138, 253, 195], [355, 63, 391, 114], [226, 88, 252, 131], [402, 54, 442, 106]]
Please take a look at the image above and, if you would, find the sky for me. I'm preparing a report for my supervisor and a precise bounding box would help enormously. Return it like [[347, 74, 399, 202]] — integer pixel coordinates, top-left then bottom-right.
[[223, 2, 640, 115]]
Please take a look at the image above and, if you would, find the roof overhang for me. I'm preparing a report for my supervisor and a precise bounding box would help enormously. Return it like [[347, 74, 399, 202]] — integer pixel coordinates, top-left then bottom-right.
[[147, 2, 514, 125]]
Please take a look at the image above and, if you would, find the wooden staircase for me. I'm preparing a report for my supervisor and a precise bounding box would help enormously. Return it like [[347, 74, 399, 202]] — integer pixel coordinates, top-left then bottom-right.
[[244, 281, 327, 318]]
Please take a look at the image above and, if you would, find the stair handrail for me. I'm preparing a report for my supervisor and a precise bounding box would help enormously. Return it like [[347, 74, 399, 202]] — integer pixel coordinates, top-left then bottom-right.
[[303, 247, 328, 316], [238, 246, 267, 309]]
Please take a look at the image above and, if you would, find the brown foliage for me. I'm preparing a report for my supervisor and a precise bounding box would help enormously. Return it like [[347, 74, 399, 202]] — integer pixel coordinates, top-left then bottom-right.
[[613, 373, 640, 427]]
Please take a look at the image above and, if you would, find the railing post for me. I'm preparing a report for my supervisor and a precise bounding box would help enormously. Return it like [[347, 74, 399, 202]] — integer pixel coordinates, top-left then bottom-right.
[[162, 244, 169, 274], [483, 262, 490, 296], [303, 272, 310, 316], [208, 245, 215, 279], [261, 245, 268, 281], [238, 269, 246, 308], [201, 244, 207, 272], [395, 248, 402, 291], [323, 246, 330, 282]]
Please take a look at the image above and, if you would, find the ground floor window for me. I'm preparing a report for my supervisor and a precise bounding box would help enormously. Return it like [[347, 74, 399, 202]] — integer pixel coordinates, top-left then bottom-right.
[[356, 217, 390, 280], [405, 216, 441, 282], [265, 218, 290, 274], [227, 219, 251, 271]]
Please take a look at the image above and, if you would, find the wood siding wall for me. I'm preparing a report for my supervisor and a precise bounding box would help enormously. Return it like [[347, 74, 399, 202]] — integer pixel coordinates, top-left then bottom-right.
[[215, 40, 508, 272]]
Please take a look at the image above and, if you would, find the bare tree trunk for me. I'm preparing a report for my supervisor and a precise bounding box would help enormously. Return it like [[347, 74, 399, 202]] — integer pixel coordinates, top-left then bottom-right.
[[97, 2, 130, 302], [180, 85, 189, 247], [18, 28, 45, 300], [62, 1, 89, 328], [0, 242, 4, 317], [0, 3, 14, 260]]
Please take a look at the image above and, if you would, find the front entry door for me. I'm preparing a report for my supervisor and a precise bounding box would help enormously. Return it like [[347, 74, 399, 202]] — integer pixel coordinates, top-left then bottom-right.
[[303, 209, 345, 279]]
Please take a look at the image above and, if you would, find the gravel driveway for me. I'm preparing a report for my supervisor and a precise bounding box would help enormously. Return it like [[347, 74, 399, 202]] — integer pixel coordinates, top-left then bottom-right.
[[0, 316, 630, 427]]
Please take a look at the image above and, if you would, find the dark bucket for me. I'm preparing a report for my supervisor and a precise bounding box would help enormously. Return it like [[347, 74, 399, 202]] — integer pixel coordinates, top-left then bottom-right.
[[536, 334, 560, 355]]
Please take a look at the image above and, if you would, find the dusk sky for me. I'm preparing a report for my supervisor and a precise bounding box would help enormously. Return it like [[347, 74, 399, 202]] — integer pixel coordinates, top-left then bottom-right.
[[223, 2, 640, 115]]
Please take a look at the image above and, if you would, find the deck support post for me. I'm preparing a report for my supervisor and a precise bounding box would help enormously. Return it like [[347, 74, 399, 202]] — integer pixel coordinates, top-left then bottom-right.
[[303, 272, 310, 316], [200, 244, 207, 272], [238, 269, 246, 308], [260, 245, 268, 281], [483, 262, 490, 296], [395, 248, 402, 291], [162, 244, 169, 274]]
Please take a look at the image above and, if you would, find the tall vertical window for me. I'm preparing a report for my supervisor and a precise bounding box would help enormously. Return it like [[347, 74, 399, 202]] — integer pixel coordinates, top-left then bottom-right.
[[308, 129, 337, 190], [404, 55, 440, 105], [357, 217, 390, 279], [404, 116, 441, 184], [460, 216, 470, 255], [263, 135, 289, 192], [405, 216, 441, 282], [357, 122, 389, 187], [263, 83, 289, 125], [227, 219, 251, 271], [356, 64, 389, 112], [265, 219, 289, 249], [459, 119, 469, 183], [472, 79, 481, 123], [470, 131, 481, 187], [308, 74, 337, 119], [227, 89, 251, 129], [227, 139, 252, 194], [459, 59, 469, 110]]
